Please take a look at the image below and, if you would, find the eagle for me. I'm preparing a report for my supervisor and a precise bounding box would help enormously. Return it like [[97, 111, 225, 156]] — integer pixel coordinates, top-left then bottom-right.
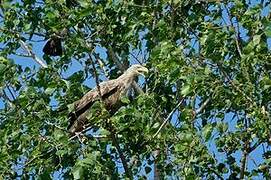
[[67, 64, 149, 134]]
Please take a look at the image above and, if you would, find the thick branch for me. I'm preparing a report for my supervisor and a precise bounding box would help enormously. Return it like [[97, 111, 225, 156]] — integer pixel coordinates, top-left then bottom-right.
[[153, 149, 160, 180]]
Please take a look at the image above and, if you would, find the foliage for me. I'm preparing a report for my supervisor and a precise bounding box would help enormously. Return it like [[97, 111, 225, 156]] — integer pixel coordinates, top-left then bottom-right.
[[0, 0, 271, 179]]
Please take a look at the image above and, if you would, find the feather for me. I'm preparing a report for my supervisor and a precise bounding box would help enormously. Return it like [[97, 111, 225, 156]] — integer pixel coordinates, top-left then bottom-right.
[[67, 64, 148, 134]]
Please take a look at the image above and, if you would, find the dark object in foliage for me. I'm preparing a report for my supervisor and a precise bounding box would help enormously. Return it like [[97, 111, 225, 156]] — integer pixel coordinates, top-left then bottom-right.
[[43, 37, 62, 56], [65, 0, 79, 8]]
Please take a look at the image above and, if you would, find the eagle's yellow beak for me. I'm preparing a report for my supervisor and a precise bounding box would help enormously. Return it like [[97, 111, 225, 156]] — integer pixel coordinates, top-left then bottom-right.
[[138, 67, 149, 76]]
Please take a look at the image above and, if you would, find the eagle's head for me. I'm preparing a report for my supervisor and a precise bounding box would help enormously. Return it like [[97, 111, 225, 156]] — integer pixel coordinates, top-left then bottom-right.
[[127, 64, 149, 77]]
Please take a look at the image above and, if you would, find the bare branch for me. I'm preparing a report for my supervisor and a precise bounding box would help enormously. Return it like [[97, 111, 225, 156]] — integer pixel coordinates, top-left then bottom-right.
[[68, 125, 93, 141], [195, 97, 211, 115], [44, 121, 67, 131], [130, 51, 143, 65], [153, 99, 184, 138], [6, 86, 16, 101], [19, 40, 48, 68]]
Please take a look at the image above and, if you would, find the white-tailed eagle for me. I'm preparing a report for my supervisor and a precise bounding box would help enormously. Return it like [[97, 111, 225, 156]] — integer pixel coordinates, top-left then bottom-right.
[[68, 64, 148, 134]]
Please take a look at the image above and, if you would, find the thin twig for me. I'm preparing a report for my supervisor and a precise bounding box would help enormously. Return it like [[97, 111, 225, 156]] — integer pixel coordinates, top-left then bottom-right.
[[195, 97, 211, 115], [0, 89, 13, 107], [6, 86, 16, 101], [153, 99, 184, 138], [130, 51, 143, 65], [249, 140, 263, 153], [224, 4, 242, 57], [19, 40, 48, 68], [68, 125, 93, 141], [45, 121, 67, 131], [93, 52, 110, 79], [89, 54, 102, 99]]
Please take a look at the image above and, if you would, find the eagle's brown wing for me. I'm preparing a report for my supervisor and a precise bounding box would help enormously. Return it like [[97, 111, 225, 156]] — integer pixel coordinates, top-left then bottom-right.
[[68, 79, 125, 134]]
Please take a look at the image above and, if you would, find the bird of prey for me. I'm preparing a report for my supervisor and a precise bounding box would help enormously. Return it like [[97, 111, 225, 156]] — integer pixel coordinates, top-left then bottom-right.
[[67, 64, 149, 134]]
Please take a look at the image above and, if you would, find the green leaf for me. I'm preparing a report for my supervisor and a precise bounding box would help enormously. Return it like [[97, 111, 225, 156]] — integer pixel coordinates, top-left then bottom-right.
[[120, 96, 130, 104], [265, 24, 271, 37], [45, 87, 55, 95], [181, 85, 191, 96], [0, 64, 7, 75], [72, 166, 83, 180], [203, 124, 213, 142], [54, 129, 64, 141], [153, 122, 160, 129]]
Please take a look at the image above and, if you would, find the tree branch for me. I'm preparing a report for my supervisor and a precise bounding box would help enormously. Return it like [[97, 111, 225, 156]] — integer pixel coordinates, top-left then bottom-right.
[[153, 99, 184, 138], [68, 125, 93, 141], [19, 40, 48, 68], [195, 97, 211, 115], [240, 116, 250, 179], [153, 149, 161, 180], [87, 50, 132, 178], [110, 130, 132, 178], [88, 53, 102, 99], [93, 52, 110, 79], [6, 85, 16, 101], [240, 140, 249, 179], [224, 4, 242, 57]]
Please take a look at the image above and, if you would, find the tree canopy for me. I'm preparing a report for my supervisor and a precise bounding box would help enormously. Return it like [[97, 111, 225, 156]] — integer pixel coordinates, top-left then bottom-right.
[[0, 0, 271, 179]]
